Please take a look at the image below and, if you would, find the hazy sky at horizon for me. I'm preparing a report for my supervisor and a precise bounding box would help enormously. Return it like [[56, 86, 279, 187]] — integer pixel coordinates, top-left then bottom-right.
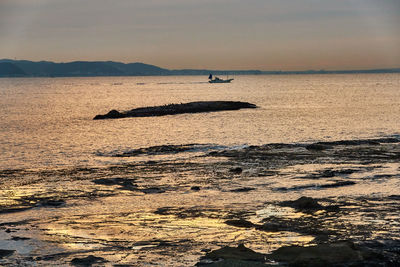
[[0, 0, 399, 70]]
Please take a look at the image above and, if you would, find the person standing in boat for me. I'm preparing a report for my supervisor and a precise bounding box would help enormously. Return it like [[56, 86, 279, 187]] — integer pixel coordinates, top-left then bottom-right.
[[208, 73, 213, 80]]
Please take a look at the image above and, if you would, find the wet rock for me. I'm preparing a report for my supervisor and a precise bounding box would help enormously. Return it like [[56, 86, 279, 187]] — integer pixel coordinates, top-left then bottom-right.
[[315, 137, 400, 146], [38, 199, 65, 207], [202, 244, 265, 262], [373, 174, 393, 179], [324, 205, 341, 212], [92, 178, 137, 190], [198, 258, 267, 266], [225, 219, 255, 228], [94, 101, 257, 120], [305, 143, 332, 151], [307, 168, 357, 179], [141, 187, 165, 194], [11, 236, 30, 241], [0, 206, 33, 214], [191, 186, 201, 191], [154, 207, 172, 215], [157, 240, 177, 247], [93, 109, 124, 120], [320, 169, 336, 177], [277, 181, 356, 191], [320, 180, 356, 188], [229, 167, 243, 174], [211, 136, 400, 164], [258, 216, 337, 237], [0, 249, 14, 258], [230, 187, 255, 193], [388, 195, 400, 200], [267, 241, 366, 265], [116, 144, 200, 157], [0, 220, 30, 227], [282, 196, 323, 211], [92, 178, 119, 185], [334, 169, 358, 175], [359, 239, 400, 262], [257, 221, 288, 232], [71, 255, 107, 266], [1, 197, 66, 213]]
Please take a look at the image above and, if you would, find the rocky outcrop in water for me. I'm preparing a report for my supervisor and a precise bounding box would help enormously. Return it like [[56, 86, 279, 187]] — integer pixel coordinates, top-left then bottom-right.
[[93, 101, 257, 120], [200, 244, 266, 263], [267, 241, 372, 265], [71, 255, 108, 266], [2, 137, 400, 266]]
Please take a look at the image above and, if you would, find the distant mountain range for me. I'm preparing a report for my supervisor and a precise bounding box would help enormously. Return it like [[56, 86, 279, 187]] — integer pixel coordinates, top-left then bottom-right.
[[0, 59, 399, 77]]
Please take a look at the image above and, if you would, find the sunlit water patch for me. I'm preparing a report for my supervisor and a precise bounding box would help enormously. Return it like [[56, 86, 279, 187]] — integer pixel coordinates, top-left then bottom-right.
[[1, 74, 400, 265]]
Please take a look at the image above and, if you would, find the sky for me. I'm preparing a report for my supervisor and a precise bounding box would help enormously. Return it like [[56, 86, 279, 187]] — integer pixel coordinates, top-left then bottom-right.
[[0, 0, 399, 70]]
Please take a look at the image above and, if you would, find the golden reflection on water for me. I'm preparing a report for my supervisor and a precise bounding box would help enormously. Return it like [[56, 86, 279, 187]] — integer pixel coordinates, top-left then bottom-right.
[[1, 74, 399, 168], [42, 209, 314, 260], [255, 205, 304, 219]]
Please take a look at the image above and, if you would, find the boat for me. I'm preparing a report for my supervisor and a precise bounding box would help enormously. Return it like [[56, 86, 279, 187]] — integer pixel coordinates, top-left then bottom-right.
[[209, 77, 234, 83], [208, 74, 234, 83]]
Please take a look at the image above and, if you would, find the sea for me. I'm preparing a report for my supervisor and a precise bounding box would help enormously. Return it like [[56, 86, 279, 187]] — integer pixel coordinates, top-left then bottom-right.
[[1, 74, 399, 170], [1, 74, 400, 265]]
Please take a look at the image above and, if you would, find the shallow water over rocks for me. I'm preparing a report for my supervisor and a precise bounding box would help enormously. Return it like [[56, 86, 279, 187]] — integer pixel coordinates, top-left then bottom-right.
[[1, 137, 399, 265]]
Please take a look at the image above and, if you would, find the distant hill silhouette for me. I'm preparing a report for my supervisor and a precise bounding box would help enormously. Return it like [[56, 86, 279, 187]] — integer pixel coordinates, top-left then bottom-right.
[[0, 59, 399, 77], [0, 62, 26, 77], [0, 59, 168, 77]]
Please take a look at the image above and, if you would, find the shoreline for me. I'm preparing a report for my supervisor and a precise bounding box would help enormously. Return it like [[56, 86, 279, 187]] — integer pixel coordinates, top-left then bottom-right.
[[1, 136, 399, 265]]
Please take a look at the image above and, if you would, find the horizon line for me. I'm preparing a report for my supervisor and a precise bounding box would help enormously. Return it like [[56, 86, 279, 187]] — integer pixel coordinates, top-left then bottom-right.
[[1, 58, 399, 73]]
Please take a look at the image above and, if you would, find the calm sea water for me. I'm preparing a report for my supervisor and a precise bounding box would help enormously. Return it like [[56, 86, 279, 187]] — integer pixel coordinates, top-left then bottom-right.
[[1, 74, 399, 169], [1, 74, 400, 266]]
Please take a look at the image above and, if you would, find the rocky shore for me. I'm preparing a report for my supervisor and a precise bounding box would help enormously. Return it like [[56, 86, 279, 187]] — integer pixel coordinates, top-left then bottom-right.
[[0, 137, 399, 265], [93, 101, 257, 119]]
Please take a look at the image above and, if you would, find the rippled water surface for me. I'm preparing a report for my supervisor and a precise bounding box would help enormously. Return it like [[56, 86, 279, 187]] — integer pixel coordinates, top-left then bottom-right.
[[1, 74, 400, 266], [1, 74, 399, 169]]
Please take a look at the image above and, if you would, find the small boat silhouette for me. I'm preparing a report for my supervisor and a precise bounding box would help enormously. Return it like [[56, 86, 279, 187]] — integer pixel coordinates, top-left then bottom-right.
[[208, 74, 234, 83]]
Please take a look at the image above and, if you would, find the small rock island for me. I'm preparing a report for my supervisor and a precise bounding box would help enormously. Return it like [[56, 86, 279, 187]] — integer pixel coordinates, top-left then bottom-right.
[[93, 101, 257, 120]]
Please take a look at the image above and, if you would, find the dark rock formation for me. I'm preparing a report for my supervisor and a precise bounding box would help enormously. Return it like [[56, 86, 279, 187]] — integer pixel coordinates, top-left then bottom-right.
[[229, 167, 243, 174], [191, 186, 201, 191], [198, 241, 400, 266], [225, 219, 255, 228], [311, 137, 400, 147], [0, 249, 14, 258], [267, 241, 369, 265], [98, 109, 122, 119], [281, 196, 323, 211], [114, 144, 202, 157], [276, 181, 356, 191], [229, 187, 255, 193], [11, 236, 31, 241], [71, 255, 107, 266], [37, 199, 65, 207], [305, 143, 332, 151], [141, 187, 165, 194], [258, 215, 337, 236], [201, 244, 265, 262], [197, 258, 267, 266], [92, 177, 137, 191], [93, 101, 257, 120]]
